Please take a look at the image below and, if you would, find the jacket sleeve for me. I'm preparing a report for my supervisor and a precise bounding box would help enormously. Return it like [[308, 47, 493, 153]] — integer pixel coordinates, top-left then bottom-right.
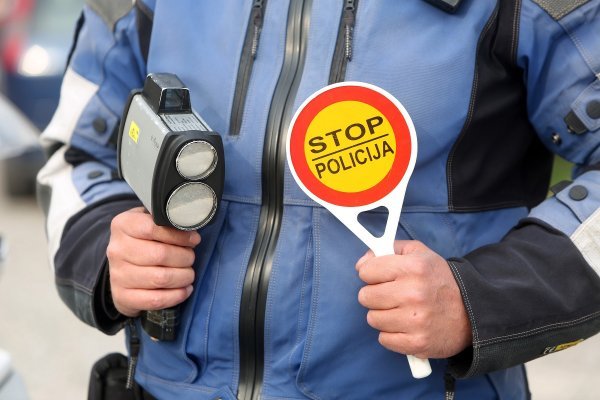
[[36, 0, 146, 334], [448, 1, 600, 377]]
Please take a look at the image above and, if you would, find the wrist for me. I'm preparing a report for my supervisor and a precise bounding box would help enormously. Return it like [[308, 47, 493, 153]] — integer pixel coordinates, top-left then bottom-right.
[[93, 259, 128, 333]]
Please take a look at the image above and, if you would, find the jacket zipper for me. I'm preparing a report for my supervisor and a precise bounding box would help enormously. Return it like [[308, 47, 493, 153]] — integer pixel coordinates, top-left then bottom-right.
[[230, 0, 268, 136], [328, 0, 358, 84], [238, 0, 313, 399]]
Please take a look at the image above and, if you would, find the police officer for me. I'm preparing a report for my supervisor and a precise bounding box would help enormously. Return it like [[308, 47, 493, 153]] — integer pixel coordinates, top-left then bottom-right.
[[38, 0, 600, 398]]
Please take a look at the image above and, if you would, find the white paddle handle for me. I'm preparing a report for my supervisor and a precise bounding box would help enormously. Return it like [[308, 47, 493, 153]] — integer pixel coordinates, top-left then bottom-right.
[[407, 354, 432, 379], [327, 199, 432, 378], [365, 211, 431, 379]]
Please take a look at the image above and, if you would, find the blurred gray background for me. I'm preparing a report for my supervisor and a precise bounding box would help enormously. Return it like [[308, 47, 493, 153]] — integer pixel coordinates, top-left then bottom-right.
[[0, 171, 125, 400], [1, 2, 126, 400]]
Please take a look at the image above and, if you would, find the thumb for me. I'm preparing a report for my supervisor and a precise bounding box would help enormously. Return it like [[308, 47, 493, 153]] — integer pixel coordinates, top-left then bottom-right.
[[393, 240, 426, 255], [355, 249, 375, 271]]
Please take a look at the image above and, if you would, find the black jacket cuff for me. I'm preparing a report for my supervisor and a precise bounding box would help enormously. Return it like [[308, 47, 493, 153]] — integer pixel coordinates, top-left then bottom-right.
[[446, 218, 600, 378], [55, 196, 141, 334]]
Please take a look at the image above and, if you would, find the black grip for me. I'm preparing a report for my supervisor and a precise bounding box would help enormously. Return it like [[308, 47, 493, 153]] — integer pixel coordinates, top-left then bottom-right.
[[141, 306, 180, 341]]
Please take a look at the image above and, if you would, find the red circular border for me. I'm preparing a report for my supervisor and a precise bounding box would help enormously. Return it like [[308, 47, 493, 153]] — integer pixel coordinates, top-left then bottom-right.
[[290, 85, 411, 207]]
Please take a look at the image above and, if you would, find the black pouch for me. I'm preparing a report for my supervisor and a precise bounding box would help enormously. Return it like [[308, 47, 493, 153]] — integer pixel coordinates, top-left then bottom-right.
[[87, 353, 154, 400]]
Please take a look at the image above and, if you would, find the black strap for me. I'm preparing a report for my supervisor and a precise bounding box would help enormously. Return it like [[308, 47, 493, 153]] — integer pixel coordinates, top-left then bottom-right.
[[135, 0, 154, 64], [66, 11, 86, 70], [444, 371, 457, 400]]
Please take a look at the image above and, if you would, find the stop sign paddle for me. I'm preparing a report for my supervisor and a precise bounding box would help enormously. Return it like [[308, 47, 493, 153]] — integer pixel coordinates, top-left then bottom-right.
[[287, 82, 432, 379]]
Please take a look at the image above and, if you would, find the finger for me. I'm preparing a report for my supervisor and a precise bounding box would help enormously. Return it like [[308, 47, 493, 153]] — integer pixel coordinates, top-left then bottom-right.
[[114, 211, 201, 247], [393, 240, 426, 256], [111, 263, 195, 290], [114, 285, 194, 312], [366, 307, 428, 333], [355, 250, 375, 270], [356, 256, 406, 284], [358, 281, 404, 310], [119, 237, 196, 267], [359, 279, 429, 310], [378, 331, 429, 358], [127, 206, 148, 214]]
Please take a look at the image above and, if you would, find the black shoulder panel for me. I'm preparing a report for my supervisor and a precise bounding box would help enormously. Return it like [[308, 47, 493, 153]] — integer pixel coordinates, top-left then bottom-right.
[[447, 0, 553, 212], [531, 0, 590, 20], [85, 0, 133, 30]]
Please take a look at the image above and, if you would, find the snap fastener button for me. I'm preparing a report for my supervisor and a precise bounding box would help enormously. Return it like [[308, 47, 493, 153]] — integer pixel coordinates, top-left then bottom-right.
[[93, 117, 107, 133], [587, 100, 600, 119], [569, 185, 588, 201]]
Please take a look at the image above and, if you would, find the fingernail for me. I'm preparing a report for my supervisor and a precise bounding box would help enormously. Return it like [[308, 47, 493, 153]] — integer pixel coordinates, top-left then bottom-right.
[[190, 233, 201, 245], [356, 255, 368, 270], [186, 285, 194, 295]]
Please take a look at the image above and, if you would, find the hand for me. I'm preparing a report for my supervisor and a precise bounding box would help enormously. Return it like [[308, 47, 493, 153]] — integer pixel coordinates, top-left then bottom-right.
[[107, 207, 201, 317], [355, 240, 472, 359]]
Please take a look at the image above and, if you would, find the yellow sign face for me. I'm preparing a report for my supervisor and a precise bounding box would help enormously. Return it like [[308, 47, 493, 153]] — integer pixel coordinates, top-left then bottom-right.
[[129, 121, 140, 143], [303, 101, 396, 193], [288, 82, 413, 207]]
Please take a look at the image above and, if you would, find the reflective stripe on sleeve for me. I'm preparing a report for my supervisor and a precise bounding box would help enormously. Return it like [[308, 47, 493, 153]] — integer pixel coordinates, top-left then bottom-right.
[[41, 67, 99, 148], [37, 147, 87, 270], [571, 207, 600, 277]]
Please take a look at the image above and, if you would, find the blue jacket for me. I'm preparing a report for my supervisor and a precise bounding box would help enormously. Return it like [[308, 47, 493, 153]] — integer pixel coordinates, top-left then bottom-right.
[[38, 0, 600, 399]]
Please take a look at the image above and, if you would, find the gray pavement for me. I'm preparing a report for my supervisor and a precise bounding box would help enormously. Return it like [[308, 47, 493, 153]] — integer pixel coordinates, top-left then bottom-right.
[[0, 170, 124, 400], [0, 165, 598, 399]]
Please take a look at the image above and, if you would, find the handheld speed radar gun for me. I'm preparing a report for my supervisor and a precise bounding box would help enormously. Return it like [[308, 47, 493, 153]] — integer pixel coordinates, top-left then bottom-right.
[[117, 73, 224, 341]]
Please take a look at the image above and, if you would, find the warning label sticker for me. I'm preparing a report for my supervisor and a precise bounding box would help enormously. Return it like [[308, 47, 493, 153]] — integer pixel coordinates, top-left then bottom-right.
[[129, 121, 140, 143]]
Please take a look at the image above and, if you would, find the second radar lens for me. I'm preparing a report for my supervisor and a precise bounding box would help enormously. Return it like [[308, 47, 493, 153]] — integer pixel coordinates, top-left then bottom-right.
[[166, 182, 217, 230]]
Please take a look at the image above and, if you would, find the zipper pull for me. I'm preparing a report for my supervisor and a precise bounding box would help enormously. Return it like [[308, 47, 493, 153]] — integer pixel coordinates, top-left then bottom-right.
[[126, 319, 141, 390], [251, 0, 265, 59], [343, 0, 356, 61]]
